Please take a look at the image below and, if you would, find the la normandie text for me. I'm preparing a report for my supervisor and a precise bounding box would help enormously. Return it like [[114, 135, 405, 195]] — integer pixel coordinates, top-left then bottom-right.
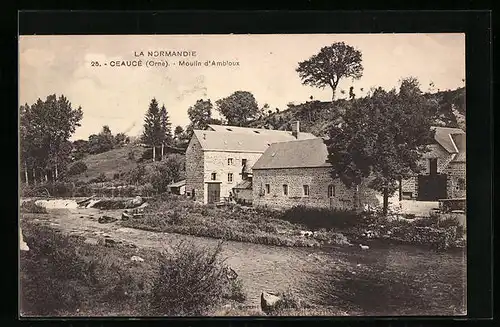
[[134, 50, 197, 57]]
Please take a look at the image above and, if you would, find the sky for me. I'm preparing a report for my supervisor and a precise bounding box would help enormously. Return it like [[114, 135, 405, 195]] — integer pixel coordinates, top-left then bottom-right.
[[19, 34, 465, 141]]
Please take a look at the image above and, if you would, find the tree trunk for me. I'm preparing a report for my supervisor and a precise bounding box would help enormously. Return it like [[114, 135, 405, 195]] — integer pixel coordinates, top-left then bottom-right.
[[383, 187, 389, 216], [44, 172, 48, 183], [24, 163, 29, 185], [55, 157, 59, 181], [152, 146, 156, 162], [398, 177, 402, 201], [32, 168, 36, 185], [161, 143, 164, 160]]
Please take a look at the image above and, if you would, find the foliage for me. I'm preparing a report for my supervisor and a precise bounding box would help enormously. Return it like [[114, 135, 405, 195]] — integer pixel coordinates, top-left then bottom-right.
[[114, 132, 128, 147], [223, 278, 247, 303], [215, 91, 259, 126], [187, 99, 214, 130], [20, 201, 48, 214], [72, 139, 90, 161], [146, 154, 186, 193], [142, 99, 172, 153], [87, 125, 116, 155], [127, 164, 147, 185], [296, 42, 364, 100], [280, 205, 367, 230], [20, 223, 154, 316], [67, 161, 88, 176], [149, 240, 228, 316], [20, 95, 83, 184], [325, 77, 436, 215]]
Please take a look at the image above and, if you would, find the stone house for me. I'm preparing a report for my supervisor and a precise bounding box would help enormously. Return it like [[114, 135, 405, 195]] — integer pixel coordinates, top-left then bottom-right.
[[401, 126, 466, 200], [185, 123, 316, 204], [251, 137, 386, 211]]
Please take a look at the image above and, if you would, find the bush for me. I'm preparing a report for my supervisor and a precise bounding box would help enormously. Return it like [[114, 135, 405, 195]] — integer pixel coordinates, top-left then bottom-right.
[[90, 173, 108, 184], [67, 161, 88, 176], [223, 278, 247, 303], [20, 223, 150, 316], [149, 240, 228, 316], [280, 206, 365, 230], [20, 201, 48, 214]]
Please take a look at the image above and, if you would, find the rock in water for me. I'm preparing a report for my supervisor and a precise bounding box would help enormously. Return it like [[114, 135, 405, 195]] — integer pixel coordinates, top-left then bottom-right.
[[127, 196, 143, 208], [131, 255, 144, 262], [98, 216, 118, 224], [260, 291, 281, 313], [20, 228, 29, 251], [122, 212, 132, 221]]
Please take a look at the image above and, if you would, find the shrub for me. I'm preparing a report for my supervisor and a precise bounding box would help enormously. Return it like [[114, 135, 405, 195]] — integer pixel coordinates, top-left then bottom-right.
[[280, 206, 363, 230], [20, 223, 150, 316], [20, 201, 48, 214], [149, 240, 228, 316], [90, 173, 108, 184], [128, 150, 135, 161], [67, 161, 88, 176], [223, 278, 247, 303]]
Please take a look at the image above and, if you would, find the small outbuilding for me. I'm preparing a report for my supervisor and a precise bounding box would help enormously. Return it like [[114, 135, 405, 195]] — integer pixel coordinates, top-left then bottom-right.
[[168, 179, 186, 195]]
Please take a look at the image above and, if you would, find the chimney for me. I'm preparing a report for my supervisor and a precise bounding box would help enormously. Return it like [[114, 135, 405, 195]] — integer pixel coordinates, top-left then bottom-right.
[[292, 121, 300, 138]]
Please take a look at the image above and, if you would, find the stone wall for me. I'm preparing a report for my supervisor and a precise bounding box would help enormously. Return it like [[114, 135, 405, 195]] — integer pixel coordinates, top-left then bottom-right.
[[203, 151, 262, 204], [252, 167, 362, 210], [444, 161, 466, 199], [185, 137, 205, 202], [401, 144, 455, 199]]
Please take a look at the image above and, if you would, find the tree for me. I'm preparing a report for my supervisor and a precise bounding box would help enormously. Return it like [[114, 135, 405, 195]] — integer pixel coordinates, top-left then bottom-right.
[[160, 104, 173, 145], [115, 133, 127, 147], [325, 77, 436, 215], [215, 91, 259, 126], [88, 125, 115, 154], [187, 99, 213, 130], [296, 42, 364, 101], [19, 95, 83, 184], [174, 126, 184, 139], [142, 98, 163, 161]]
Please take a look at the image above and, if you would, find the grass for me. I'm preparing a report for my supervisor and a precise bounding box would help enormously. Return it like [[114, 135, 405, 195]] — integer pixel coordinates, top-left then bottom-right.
[[20, 200, 48, 214], [120, 195, 324, 248], [68, 144, 145, 184], [120, 195, 464, 250], [19, 220, 243, 317]]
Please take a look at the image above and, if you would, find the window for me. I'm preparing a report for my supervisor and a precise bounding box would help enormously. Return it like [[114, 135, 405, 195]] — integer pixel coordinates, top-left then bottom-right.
[[303, 185, 310, 196], [242, 158, 247, 166], [228, 158, 233, 165], [228, 173, 233, 183], [328, 185, 335, 197], [211, 173, 217, 181], [429, 158, 438, 175], [265, 184, 270, 194], [283, 184, 288, 196]]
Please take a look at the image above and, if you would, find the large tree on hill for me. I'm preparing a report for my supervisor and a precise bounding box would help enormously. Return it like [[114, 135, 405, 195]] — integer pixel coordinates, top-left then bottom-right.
[[20, 95, 83, 184], [215, 91, 259, 126], [187, 99, 213, 130], [296, 42, 364, 101], [325, 77, 436, 215]]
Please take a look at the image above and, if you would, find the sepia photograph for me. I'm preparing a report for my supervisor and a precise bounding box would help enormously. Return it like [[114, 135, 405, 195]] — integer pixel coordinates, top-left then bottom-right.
[[19, 33, 466, 317]]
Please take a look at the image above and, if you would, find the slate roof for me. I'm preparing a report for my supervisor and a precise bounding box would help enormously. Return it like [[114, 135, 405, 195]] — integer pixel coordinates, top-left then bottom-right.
[[233, 180, 252, 190], [168, 180, 186, 188], [450, 133, 466, 162], [431, 126, 465, 153], [207, 124, 316, 140], [193, 127, 316, 153], [252, 138, 331, 170]]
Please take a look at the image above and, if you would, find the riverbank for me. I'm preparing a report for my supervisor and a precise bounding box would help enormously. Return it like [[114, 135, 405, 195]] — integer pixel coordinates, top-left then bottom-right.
[[119, 195, 465, 250], [19, 209, 466, 316]]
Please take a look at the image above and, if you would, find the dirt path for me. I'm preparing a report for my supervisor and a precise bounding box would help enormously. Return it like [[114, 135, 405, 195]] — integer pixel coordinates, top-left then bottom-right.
[[22, 207, 466, 315]]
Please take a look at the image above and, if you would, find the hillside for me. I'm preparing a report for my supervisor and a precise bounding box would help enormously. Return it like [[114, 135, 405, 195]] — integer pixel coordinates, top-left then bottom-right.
[[68, 144, 145, 183], [249, 87, 466, 137]]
